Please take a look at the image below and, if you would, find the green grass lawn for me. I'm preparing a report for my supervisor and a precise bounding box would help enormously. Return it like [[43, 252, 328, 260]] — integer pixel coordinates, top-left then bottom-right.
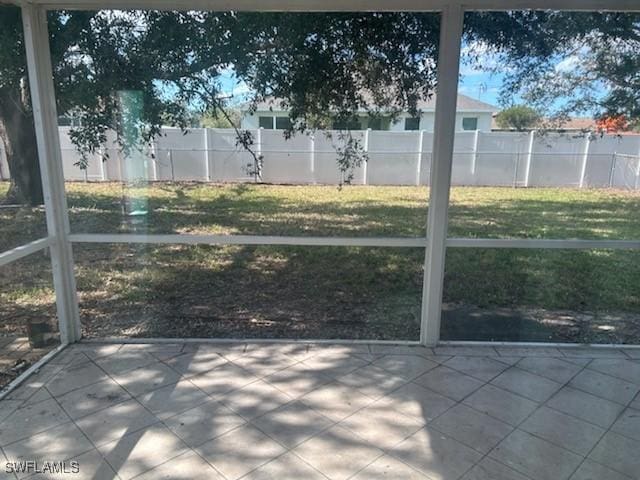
[[1, 181, 639, 343]]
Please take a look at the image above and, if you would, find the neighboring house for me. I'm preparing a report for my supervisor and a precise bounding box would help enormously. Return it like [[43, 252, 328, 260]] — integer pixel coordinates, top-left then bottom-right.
[[240, 94, 496, 132]]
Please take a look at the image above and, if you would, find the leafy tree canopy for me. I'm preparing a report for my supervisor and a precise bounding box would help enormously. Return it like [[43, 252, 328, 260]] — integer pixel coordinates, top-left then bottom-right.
[[464, 11, 640, 124], [200, 108, 242, 129], [1, 8, 638, 204], [494, 105, 540, 131]]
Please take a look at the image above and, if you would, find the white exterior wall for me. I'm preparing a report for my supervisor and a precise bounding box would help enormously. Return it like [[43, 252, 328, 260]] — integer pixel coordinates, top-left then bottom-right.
[[243, 110, 493, 132], [241, 111, 295, 130]]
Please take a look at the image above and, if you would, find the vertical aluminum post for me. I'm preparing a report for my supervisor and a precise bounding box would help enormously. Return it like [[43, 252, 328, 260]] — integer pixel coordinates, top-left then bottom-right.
[[22, 4, 81, 344], [420, 5, 464, 346]]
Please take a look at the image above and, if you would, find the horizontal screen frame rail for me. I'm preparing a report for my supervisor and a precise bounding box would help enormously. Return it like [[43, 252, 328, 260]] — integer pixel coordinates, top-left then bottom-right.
[[446, 237, 640, 249], [68, 234, 640, 250], [68, 233, 428, 248], [0, 237, 53, 267]]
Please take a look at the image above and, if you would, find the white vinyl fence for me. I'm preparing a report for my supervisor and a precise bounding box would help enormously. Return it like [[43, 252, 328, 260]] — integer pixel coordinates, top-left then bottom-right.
[[2, 127, 640, 189]]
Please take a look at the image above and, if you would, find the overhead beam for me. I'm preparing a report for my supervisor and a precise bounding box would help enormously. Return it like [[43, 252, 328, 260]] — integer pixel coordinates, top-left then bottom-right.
[[10, 0, 640, 11]]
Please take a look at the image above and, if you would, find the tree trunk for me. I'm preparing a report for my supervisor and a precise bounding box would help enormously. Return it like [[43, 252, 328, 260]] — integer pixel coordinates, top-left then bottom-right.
[[0, 90, 43, 206]]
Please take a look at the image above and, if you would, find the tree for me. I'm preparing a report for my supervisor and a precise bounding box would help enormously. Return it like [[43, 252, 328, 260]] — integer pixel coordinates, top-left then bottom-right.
[[0, 8, 42, 204], [596, 115, 630, 133], [0, 9, 445, 203], [2, 8, 639, 204], [494, 105, 540, 131], [464, 12, 640, 126], [201, 108, 241, 128]]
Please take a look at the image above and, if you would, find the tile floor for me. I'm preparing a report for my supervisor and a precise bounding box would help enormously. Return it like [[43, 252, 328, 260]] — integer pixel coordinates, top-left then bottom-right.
[[0, 342, 639, 480]]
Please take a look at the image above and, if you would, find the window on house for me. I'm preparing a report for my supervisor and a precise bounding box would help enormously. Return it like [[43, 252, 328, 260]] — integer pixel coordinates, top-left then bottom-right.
[[259, 116, 274, 129], [462, 117, 478, 130], [332, 118, 361, 130], [404, 117, 421, 131], [275, 117, 292, 130], [367, 117, 390, 130]]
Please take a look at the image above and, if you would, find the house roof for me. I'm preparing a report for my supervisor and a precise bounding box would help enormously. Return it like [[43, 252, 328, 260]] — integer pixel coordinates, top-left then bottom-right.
[[491, 116, 598, 131], [416, 93, 497, 112], [249, 93, 497, 113], [557, 117, 597, 130]]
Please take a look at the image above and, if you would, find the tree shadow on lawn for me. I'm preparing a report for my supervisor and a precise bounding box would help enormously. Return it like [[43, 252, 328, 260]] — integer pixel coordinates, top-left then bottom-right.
[[69, 241, 640, 344], [442, 247, 640, 344], [0, 204, 47, 252], [74, 243, 424, 341], [64, 183, 428, 237], [3, 184, 640, 343], [63, 183, 640, 240]]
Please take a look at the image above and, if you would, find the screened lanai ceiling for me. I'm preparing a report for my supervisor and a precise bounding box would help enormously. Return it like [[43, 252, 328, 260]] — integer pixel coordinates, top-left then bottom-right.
[[6, 0, 640, 10]]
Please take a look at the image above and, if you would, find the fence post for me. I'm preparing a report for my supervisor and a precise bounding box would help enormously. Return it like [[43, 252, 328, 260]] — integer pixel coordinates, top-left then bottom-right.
[[98, 143, 107, 181], [169, 150, 175, 181], [471, 129, 479, 176], [609, 152, 617, 187], [524, 129, 535, 187], [363, 128, 371, 185], [309, 134, 315, 184], [255, 128, 262, 182], [203, 128, 211, 182], [149, 140, 158, 181], [579, 134, 591, 188], [416, 130, 425, 186]]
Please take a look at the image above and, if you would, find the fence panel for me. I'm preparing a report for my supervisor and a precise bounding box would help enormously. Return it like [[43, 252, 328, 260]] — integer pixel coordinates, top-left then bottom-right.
[[313, 131, 366, 185], [154, 128, 207, 181], [419, 132, 434, 186], [4, 127, 638, 189], [260, 129, 313, 183], [207, 128, 256, 182], [59, 127, 104, 181], [367, 130, 421, 185], [584, 137, 619, 188], [474, 132, 529, 186], [450, 131, 478, 185], [529, 133, 585, 187]]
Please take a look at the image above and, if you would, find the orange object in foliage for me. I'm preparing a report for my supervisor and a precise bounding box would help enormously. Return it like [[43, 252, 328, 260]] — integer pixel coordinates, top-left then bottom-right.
[[596, 115, 629, 133]]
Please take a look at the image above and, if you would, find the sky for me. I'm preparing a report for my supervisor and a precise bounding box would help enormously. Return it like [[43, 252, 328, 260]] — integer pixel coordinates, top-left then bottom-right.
[[217, 66, 509, 109], [458, 70, 506, 108], [216, 53, 513, 110], [215, 46, 591, 114]]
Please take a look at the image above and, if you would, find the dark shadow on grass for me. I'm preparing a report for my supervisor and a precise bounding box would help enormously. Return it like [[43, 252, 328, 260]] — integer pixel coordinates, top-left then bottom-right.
[[3, 184, 640, 344], [73, 243, 424, 341], [64, 183, 428, 237]]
